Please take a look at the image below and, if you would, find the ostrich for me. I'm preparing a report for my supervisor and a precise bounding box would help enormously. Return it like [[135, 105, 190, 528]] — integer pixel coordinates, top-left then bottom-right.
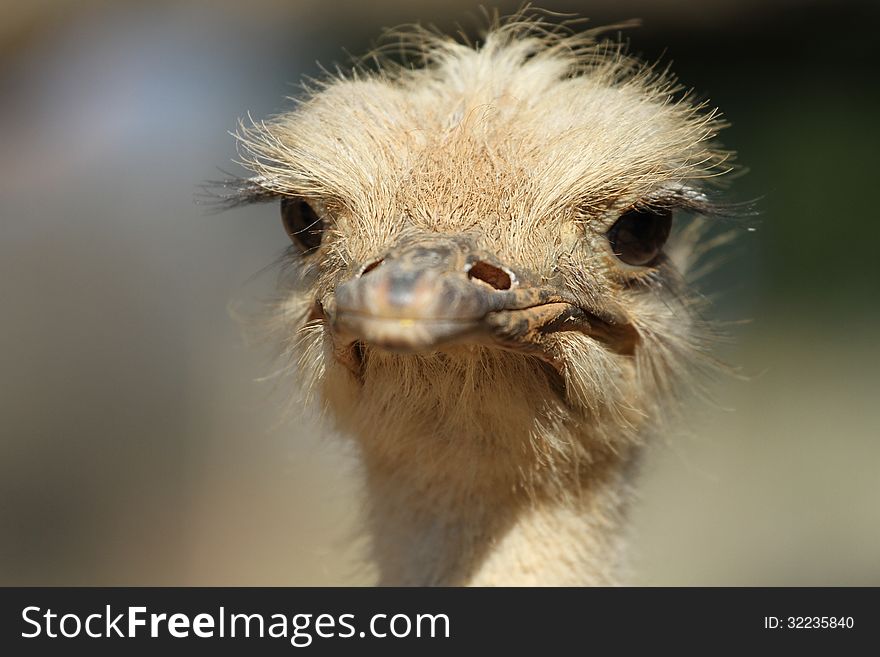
[[222, 16, 734, 585]]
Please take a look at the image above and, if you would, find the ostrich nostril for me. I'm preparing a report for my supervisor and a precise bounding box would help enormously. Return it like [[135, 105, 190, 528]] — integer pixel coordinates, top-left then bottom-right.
[[467, 261, 513, 290], [360, 259, 384, 277]]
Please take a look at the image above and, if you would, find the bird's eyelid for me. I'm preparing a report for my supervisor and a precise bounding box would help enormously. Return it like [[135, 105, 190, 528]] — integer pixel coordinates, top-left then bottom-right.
[[639, 183, 710, 212], [583, 185, 715, 225]]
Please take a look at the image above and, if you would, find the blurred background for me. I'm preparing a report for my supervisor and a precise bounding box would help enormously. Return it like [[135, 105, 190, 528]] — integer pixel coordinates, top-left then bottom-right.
[[1, 0, 878, 585]]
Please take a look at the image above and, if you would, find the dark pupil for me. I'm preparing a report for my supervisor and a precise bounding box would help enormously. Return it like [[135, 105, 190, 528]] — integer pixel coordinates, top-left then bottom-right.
[[606, 208, 672, 266], [281, 198, 323, 252]]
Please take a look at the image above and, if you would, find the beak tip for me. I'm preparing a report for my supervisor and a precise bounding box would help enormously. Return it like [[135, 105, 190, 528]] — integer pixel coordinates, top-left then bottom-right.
[[332, 314, 481, 353]]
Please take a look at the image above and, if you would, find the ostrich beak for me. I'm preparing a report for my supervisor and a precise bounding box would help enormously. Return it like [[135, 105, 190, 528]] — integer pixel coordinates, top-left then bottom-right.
[[326, 233, 637, 362]]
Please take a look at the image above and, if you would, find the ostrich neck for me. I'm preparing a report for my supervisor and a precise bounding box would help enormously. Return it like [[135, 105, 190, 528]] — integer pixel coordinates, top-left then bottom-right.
[[360, 432, 636, 586]]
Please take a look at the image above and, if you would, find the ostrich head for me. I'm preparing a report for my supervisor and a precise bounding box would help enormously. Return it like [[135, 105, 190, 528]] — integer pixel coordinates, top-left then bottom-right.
[[226, 17, 733, 585]]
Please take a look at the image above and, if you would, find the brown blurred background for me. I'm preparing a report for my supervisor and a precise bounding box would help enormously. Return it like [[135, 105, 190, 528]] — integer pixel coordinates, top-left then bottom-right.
[[1, 0, 878, 586]]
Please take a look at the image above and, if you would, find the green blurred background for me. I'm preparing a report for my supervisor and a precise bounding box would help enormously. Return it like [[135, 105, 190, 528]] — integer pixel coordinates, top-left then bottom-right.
[[1, 0, 878, 585]]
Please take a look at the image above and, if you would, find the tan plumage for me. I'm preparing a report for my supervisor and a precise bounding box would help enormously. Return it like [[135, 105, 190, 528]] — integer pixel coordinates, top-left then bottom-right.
[[229, 14, 734, 585]]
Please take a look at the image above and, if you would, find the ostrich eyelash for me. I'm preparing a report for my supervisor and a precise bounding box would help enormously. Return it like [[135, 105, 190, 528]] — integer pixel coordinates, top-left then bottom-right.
[[674, 196, 753, 218], [196, 174, 285, 212], [633, 186, 757, 219]]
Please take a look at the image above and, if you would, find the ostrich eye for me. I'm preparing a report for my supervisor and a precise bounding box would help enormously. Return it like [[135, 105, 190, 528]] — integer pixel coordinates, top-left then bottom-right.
[[606, 207, 672, 267], [281, 198, 324, 252]]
